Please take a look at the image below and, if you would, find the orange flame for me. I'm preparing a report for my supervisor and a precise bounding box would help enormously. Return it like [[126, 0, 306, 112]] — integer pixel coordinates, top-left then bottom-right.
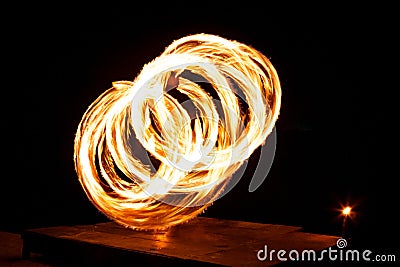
[[342, 206, 351, 216], [74, 33, 282, 230]]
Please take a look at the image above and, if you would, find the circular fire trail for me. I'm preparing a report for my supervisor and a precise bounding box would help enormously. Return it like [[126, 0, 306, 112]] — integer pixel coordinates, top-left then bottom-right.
[[74, 33, 282, 230]]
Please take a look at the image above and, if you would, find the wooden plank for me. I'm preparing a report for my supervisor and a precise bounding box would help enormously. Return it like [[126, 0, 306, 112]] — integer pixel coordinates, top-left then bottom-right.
[[21, 217, 339, 266]]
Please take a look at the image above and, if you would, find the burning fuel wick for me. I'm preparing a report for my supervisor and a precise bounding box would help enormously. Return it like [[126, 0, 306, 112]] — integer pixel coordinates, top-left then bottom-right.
[[341, 206, 352, 238]]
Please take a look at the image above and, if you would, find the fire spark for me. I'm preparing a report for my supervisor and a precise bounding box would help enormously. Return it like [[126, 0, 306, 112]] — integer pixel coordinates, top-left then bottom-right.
[[74, 33, 282, 230]]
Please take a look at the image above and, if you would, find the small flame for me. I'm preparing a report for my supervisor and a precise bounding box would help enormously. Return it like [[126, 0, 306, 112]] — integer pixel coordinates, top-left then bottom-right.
[[74, 33, 282, 230], [342, 206, 351, 216]]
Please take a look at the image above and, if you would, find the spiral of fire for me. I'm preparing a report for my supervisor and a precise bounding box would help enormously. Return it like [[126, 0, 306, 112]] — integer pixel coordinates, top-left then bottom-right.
[[74, 33, 281, 230]]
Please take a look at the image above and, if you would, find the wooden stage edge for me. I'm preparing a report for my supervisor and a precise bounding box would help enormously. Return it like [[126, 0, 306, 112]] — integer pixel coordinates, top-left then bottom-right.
[[21, 217, 339, 267]]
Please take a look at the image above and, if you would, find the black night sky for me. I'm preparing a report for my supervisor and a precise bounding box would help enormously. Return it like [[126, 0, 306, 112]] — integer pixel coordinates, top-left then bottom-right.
[[3, 2, 397, 257]]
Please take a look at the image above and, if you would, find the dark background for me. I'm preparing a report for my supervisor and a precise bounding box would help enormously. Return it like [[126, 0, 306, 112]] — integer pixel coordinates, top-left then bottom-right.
[[3, 2, 397, 256]]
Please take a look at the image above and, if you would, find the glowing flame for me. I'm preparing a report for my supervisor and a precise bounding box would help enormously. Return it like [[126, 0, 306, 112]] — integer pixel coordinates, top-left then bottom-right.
[[342, 206, 351, 216], [74, 33, 282, 230]]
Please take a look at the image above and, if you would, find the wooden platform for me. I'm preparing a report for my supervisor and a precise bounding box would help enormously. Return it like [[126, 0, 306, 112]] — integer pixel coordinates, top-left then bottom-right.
[[21, 217, 339, 266]]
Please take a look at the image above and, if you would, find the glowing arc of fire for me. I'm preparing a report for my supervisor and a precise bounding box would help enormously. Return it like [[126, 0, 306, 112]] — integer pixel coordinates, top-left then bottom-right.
[[74, 33, 281, 230]]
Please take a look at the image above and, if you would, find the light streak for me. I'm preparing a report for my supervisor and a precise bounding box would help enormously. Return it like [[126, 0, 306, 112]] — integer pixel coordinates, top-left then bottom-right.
[[74, 33, 282, 230]]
